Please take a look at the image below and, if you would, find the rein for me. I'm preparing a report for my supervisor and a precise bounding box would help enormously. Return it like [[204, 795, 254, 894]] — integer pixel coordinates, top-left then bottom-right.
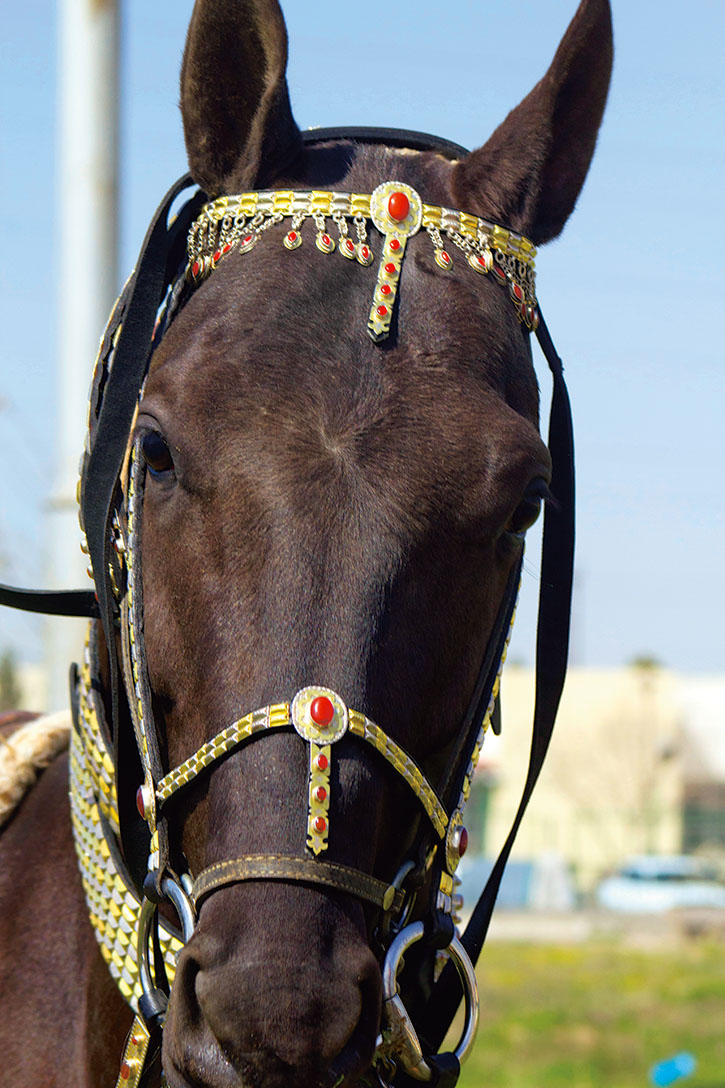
[[0, 127, 575, 1088]]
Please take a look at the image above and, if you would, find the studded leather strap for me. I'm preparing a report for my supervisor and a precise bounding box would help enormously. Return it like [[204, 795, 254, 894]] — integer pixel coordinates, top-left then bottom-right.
[[156, 703, 448, 839], [192, 854, 405, 913]]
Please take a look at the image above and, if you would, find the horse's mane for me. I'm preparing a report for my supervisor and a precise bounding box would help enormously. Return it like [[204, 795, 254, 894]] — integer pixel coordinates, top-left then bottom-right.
[[0, 712, 71, 828]]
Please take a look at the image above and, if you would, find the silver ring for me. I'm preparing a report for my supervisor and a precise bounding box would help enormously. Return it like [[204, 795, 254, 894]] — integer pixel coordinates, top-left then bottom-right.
[[137, 875, 196, 1001], [380, 921, 479, 1080]]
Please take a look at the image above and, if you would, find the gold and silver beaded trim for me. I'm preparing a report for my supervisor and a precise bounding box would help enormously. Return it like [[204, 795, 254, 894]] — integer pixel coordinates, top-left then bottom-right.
[[155, 690, 448, 857], [443, 588, 520, 880], [70, 632, 183, 1010], [184, 184, 539, 341]]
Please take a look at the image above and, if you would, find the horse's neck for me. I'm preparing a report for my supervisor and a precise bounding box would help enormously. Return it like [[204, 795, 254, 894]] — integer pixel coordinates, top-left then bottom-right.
[[0, 742, 132, 1087]]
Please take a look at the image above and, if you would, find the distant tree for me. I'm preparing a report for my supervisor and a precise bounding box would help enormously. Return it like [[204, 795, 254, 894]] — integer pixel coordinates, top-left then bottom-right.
[[0, 650, 22, 711], [629, 655, 662, 671]]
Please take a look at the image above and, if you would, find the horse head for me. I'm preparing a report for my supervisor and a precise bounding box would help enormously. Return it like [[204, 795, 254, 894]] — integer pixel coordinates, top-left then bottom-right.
[[89, 1, 613, 1085]]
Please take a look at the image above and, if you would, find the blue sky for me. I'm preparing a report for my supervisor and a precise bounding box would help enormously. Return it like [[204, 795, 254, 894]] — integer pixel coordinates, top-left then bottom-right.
[[0, 0, 723, 672]]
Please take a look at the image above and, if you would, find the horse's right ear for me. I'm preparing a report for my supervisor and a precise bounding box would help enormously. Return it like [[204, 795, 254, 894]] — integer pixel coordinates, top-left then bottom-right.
[[180, 0, 301, 197]]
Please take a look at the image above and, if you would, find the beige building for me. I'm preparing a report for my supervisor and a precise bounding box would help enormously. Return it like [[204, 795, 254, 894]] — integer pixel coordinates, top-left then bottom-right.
[[470, 665, 724, 892]]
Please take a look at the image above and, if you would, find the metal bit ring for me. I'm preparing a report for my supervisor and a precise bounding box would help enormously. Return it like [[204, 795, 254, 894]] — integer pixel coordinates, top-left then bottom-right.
[[138, 875, 196, 1005], [380, 921, 479, 1081]]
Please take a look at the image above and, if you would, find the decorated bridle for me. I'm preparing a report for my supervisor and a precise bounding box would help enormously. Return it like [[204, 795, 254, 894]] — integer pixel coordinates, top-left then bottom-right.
[[0, 128, 575, 1088]]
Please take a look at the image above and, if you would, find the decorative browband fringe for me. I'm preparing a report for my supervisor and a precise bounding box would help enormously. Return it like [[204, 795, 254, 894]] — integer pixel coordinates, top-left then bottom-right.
[[185, 183, 539, 342]]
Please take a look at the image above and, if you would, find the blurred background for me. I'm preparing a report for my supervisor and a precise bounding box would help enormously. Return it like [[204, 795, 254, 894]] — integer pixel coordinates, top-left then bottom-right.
[[1, 2, 724, 1085]]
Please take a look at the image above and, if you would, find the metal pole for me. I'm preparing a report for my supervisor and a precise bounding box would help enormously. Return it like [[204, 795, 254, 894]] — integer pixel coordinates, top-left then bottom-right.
[[46, 0, 119, 710]]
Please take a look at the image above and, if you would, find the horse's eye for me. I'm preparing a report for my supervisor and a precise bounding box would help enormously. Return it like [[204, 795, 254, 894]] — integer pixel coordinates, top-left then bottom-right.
[[141, 431, 174, 477], [505, 480, 551, 537]]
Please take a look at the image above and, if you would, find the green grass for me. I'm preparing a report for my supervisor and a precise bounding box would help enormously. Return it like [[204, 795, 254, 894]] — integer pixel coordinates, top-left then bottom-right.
[[452, 941, 725, 1088]]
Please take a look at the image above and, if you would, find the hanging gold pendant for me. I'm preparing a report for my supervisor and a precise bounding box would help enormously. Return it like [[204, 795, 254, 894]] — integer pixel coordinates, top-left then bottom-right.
[[316, 230, 336, 254], [307, 743, 332, 855], [291, 687, 348, 856]]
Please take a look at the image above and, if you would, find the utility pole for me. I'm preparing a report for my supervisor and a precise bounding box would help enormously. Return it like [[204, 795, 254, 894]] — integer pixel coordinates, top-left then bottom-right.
[[46, 0, 119, 710]]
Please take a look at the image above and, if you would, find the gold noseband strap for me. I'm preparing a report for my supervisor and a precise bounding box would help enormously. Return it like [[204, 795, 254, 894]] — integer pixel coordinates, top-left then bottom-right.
[[192, 854, 406, 913]]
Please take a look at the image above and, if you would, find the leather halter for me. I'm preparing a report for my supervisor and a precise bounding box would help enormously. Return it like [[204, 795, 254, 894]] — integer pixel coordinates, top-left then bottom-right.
[[0, 127, 575, 1088]]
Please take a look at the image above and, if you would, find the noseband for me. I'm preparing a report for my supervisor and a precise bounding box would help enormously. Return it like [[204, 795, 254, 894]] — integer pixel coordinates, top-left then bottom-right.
[[0, 128, 575, 1088]]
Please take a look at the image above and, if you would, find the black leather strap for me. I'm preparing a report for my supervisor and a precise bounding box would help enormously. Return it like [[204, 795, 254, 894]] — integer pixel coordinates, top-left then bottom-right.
[[0, 584, 99, 617], [301, 126, 468, 160]]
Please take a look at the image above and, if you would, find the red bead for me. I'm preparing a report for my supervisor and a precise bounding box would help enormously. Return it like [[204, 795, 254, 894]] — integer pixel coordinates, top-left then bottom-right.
[[314, 816, 327, 833], [389, 239, 401, 252], [315, 753, 329, 771], [458, 827, 469, 857], [384, 262, 396, 275], [310, 696, 335, 727], [120, 1063, 131, 1081], [376, 305, 389, 318], [388, 191, 410, 222], [135, 786, 145, 818], [380, 284, 392, 296], [288, 231, 297, 242], [314, 786, 328, 803]]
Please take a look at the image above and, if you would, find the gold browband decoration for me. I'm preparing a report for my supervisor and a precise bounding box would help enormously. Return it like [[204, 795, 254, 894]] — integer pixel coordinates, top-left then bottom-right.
[[185, 181, 539, 341]]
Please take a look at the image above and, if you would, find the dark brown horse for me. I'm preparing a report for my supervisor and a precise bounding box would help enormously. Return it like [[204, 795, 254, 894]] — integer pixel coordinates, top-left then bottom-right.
[[0, 1, 612, 1085]]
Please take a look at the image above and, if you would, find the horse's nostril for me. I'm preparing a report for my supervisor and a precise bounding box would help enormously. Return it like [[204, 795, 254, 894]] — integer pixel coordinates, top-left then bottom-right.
[[165, 927, 382, 1088]]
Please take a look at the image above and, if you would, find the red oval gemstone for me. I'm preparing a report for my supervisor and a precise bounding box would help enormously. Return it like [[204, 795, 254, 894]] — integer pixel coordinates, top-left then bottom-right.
[[243, 235, 253, 245], [310, 696, 335, 727], [380, 284, 392, 296], [345, 239, 355, 252], [222, 243, 232, 254], [135, 786, 145, 818], [288, 231, 297, 242], [512, 283, 524, 301], [314, 816, 327, 833], [314, 786, 328, 803], [384, 262, 396, 275], [191, 260, 201, 278], [388, 191, 410, 222], [376, 305, 389, 317], [389, 239, 401, 252], [361, 246, 370, 259], [315, 753, 329, 771], [120, 1063, 131, 1081], [213, 249, 221, 263], [322, 234, 331, 245], [458, 827, 469, 857]]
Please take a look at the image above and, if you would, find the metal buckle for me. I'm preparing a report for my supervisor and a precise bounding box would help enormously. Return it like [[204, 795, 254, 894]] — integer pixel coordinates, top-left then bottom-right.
[[378, 921, 479, 1081]]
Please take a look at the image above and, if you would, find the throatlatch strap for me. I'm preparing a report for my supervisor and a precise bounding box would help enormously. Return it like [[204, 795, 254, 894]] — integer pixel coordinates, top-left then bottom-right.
[[422, 311, 575, 1050]]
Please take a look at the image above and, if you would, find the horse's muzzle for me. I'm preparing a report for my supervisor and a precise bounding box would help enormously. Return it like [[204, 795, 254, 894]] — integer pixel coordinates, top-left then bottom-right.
[[162, 883, 382, 1088]]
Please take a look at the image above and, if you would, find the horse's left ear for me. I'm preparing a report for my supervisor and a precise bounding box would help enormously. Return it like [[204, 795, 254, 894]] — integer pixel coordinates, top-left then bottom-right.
[[180, 0, 301, 196], [453, 0, 613, 244]]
